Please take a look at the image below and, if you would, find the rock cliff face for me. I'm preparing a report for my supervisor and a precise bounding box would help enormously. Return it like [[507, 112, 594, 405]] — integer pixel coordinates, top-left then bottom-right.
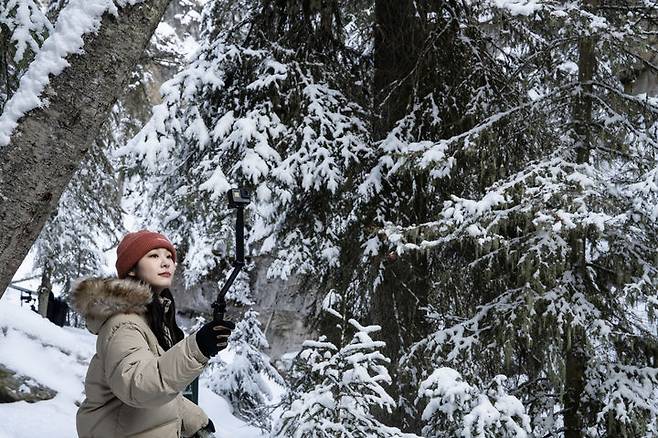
[[625, 69, 658, 96], [171, 255, 319, 362], [248, 256, 319, 361], [615, 33, 658, 96]]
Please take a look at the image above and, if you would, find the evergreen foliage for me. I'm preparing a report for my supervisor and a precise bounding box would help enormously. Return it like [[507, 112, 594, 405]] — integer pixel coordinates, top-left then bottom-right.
[[205, 309, 284, 429], [418, 367, 531, 438], [120, 0, 658, 435], [46, 0, 68, 19], [271, 316, 415, 438], [123, 0, 370, 286], [376, 2, 658, 436]]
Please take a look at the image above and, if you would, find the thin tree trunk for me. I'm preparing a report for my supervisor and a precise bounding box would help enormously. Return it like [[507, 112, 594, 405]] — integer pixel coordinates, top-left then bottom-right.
[[573, 35, 596, 164], [0, 0, 172, 301], [37, 264, 52, 318], [0, 24, 12, 113], [564, 11, 596, 438]]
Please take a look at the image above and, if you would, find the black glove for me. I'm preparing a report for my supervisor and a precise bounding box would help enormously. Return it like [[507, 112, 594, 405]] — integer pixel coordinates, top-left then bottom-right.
[[193, 419, 215, 438], [196, 319, 235, 358]]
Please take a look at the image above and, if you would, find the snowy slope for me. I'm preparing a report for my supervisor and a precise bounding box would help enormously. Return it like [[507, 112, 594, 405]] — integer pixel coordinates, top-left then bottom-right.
[[0, 288, 268, 438]]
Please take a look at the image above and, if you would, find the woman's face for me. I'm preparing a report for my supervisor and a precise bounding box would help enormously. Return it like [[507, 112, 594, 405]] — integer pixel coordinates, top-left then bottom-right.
[[129, 248, 176, 292]]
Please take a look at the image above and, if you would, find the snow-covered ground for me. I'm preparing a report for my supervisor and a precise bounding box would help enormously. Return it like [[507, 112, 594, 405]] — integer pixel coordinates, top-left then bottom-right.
[[0, 285, 272, 438]]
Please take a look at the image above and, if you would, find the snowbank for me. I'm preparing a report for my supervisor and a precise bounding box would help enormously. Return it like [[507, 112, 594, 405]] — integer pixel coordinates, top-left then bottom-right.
[[0, 287, 267, 438]]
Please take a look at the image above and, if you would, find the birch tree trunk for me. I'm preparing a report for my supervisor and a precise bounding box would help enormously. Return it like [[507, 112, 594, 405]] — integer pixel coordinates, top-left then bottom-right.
[[0, 0, 172, 300]]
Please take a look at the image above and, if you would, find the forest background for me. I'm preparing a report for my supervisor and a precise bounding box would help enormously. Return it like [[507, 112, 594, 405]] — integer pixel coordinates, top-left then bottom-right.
[[1, 0, 658, 437]]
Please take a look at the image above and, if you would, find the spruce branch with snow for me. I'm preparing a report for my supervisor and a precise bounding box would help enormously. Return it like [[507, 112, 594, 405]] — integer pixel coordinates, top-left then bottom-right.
[[417, 367, 531, 438], [107, 0, 658, 434], [584, 361, 658, 438], [271, 318, 417, 438], [205, 309, 284, 429], [0, 0, 52, 110], [121, 0, 370, 288], [374, 2, 658, 436]]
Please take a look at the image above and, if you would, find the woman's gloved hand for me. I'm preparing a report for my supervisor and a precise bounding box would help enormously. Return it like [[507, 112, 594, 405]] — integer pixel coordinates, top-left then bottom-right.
[[193, 419, 215, 438], [195, 320, 235, 358]]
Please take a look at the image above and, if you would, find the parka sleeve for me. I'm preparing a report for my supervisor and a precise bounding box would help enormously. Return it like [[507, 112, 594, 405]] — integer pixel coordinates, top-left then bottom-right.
[[101, 318, 209, 409], [179, 395, 210, 437]]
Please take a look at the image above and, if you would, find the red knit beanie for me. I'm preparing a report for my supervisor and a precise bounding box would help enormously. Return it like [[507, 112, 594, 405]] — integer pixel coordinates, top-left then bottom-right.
[[115, 230, 177, 279]]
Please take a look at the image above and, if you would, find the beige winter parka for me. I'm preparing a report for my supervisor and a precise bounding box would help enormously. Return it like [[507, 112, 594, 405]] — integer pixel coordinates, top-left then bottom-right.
[[72, 278, 210, 438]]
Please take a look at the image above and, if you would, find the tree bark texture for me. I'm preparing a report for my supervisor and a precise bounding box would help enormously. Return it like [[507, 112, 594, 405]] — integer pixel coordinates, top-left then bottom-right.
[[564, 327, 587, 438], [373, 0, 420, 138], [0, 0, 172, 301], [573, 35, 596, 163], [37, 265, 52, 318]]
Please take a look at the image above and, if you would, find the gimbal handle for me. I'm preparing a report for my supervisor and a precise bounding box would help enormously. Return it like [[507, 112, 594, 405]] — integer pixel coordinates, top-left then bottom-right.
[[212, 189, 250, 322]]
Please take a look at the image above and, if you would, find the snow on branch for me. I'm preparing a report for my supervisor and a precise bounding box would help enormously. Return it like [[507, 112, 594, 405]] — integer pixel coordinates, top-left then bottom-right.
[[273, 324, 418, 437], [358, 84, 571, 198], [418, 367, 531, 438], [205, 309, 284, 429], [0, 0, 145, 147], [0, 0, 52, 64], [121, 32, 369, 282], [586, 362, 658, 435]]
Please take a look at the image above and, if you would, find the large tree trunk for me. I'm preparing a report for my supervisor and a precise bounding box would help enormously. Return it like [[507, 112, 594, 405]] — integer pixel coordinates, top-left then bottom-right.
[[564, 324, 587, 438], [0, 0, 172, 301], [370, 0, 427, 431], [373, 0, 419, 137]]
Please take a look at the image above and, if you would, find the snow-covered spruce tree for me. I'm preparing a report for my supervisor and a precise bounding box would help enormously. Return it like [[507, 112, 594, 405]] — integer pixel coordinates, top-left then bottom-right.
[[205, 309, 284, 429], [271, 315, 417, 438], [121, 0, 370, 290], [117, 1, 658, 435], [417, 367, 531, 438], [321, 0, 542, 430], [353, 2, 658, 436]]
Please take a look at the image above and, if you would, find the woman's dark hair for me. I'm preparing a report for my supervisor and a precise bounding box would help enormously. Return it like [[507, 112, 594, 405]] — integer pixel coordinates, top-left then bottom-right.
[[145, 288, 184, 351], [124, 272, 184, 351]]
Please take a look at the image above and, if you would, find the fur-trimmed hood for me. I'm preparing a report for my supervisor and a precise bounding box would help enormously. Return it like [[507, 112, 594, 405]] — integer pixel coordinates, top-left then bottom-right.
[[74, 278, 210, 438], [71, 277, 153, 334]]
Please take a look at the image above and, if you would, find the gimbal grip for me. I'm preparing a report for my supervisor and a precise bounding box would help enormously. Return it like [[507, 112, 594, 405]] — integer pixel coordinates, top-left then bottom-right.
[[212, 300, 226, 322]]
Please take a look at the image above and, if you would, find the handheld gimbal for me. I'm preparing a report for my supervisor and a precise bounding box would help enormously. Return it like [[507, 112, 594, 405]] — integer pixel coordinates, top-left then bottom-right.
[[212, 188, 251, 322]]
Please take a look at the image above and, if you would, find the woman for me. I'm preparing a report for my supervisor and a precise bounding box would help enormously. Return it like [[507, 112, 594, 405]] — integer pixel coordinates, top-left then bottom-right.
[[72, 230, 233, 438]]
